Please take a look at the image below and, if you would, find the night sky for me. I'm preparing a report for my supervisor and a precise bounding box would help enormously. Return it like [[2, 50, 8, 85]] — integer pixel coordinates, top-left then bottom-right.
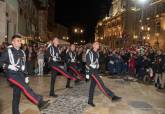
[[55, 0, 112, 43]]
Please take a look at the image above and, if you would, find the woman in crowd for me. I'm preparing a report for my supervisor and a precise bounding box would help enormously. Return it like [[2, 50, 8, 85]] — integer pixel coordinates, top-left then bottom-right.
[[37, 46, 45, 76]]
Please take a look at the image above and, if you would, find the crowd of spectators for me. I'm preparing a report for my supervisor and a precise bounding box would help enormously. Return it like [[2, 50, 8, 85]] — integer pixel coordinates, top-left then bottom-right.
[[0, 41, 164, 89]]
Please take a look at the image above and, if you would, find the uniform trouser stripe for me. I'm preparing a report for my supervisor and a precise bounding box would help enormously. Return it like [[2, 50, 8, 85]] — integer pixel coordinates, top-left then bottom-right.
[[8, 78, 38, 104], [51, 66, 76, 81], [68, 66, 84, 80], [91, 74, 109, 97]]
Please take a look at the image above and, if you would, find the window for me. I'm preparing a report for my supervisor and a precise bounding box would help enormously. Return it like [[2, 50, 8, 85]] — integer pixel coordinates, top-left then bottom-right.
[[156, 21, 161, 33]]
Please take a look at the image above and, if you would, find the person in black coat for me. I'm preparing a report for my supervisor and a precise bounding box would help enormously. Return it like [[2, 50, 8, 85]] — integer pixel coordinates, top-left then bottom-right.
[[0, 35, 49, 114], [86, 42, 121, 107], [45, 37, 78, 97], [154, 51, 164, 89]]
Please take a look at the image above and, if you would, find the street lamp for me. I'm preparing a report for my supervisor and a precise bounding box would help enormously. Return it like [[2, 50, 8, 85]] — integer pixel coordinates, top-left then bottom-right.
[[147, 27, 150, 31], [73, 27, 84, 44], [137, 0, 149, 45], [141, 26, 144, 30], [80, 29, 83, 33], [138, 0, 148, 4], [74, 28, 84, 34], [143, 36, 146, 40], [74, 28, 78, 33]]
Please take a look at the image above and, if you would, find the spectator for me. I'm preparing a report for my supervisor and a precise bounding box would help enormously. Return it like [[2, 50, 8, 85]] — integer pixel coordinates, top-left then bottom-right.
[[37, 46, 45, 76]]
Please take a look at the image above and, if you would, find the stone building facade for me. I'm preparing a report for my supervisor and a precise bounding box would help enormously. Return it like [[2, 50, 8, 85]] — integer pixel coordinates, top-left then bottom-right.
[[0, 0, 19, 43], [0, 0, 50, 44], [95, 0, 165, 50]]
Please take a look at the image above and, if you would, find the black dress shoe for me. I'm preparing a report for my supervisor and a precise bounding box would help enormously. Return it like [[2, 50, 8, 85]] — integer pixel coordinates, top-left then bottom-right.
[[38, 100, 50, 111], [66, 86, 73, 88], [158, 86, 163, 89], [85, 79, 89, 82], [49, 94, 58, 97], [88, 102, 96, 107], [112, 96, 122, 102]]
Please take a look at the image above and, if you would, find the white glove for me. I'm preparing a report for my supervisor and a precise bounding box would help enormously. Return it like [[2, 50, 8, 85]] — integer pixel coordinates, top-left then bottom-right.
[[71, 59, 75, 63], [25, 77, 29, 84], [59, 66, 64, 70], [21, 65, 25, 71], [146, 69, 149, 72], [8, 64, 18, 71], [89, 64, 96, 69], [110, 61, 114, 64], [86, 74, 90, 79], [53, 57, 57, 62]]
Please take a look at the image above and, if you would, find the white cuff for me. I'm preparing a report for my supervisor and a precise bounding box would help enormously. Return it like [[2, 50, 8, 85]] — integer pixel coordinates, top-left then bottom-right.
[[25, 77, 29, 84], [89, 64, 96, 69]]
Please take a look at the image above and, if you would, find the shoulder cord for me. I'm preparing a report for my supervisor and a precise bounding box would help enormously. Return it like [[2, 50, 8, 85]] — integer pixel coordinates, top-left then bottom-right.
[[89, 51, 99, 65], [8, 48, 20, 66], [69, 52, 76, 61], [49, 46, 60, 60]]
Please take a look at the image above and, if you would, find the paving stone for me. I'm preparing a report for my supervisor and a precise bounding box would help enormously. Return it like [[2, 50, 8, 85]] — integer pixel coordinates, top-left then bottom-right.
[[41, 82, 95, 114], [128, 101, 153, 111]]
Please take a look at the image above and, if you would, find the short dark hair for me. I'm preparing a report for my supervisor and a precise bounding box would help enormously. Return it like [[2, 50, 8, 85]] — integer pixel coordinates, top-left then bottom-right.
[[11, 34, 22, 41]]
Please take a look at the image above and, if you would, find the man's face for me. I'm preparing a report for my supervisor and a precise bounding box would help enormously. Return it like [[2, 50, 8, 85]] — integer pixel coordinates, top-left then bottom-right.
[[53, 38, 59, 46], [93, 42, 100, 50], [12, 38, 22, 48], [71, 45, 75, 51]]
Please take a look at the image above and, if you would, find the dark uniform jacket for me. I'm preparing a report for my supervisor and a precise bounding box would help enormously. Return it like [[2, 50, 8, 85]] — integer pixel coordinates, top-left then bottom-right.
[[65, 51, 77, 64], [86, 50, 99, 70], [0, 46, 27, 75], [45, 45, 62, 66]]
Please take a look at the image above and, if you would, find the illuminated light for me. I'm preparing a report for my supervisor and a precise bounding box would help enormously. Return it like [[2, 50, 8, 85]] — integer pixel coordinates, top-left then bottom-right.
[[156, 14, 159, 18], [143, 36, 146, 39], [98, 22, 102, 26], [147, 27, 151, 31], [74, 42, 78, 45], [74, 28, 78, 33], [147, 36, 150, 40], [146, 17, 150, 20], [133, 35, 138, 39], [138, 0, 148, 4], [141, 26, 144, 30], [80, 29, 83, 33], [104, 16, 109, 20]]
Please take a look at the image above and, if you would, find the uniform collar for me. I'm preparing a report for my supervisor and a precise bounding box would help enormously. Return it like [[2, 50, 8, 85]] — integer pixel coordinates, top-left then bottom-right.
[[10, 46, 20, 51]]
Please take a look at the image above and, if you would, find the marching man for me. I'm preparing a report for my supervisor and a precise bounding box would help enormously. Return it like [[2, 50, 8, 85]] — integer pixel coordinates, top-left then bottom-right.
[[65, 44, 84, 88], [86, 42, 122, 107], [45, 37, 78, 97], [0, 35, 49, 114]]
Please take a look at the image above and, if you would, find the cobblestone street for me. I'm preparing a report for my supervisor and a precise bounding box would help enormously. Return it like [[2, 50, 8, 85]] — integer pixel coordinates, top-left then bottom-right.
[[0, 76, 165, 114], [41, 81, 90, 114]]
